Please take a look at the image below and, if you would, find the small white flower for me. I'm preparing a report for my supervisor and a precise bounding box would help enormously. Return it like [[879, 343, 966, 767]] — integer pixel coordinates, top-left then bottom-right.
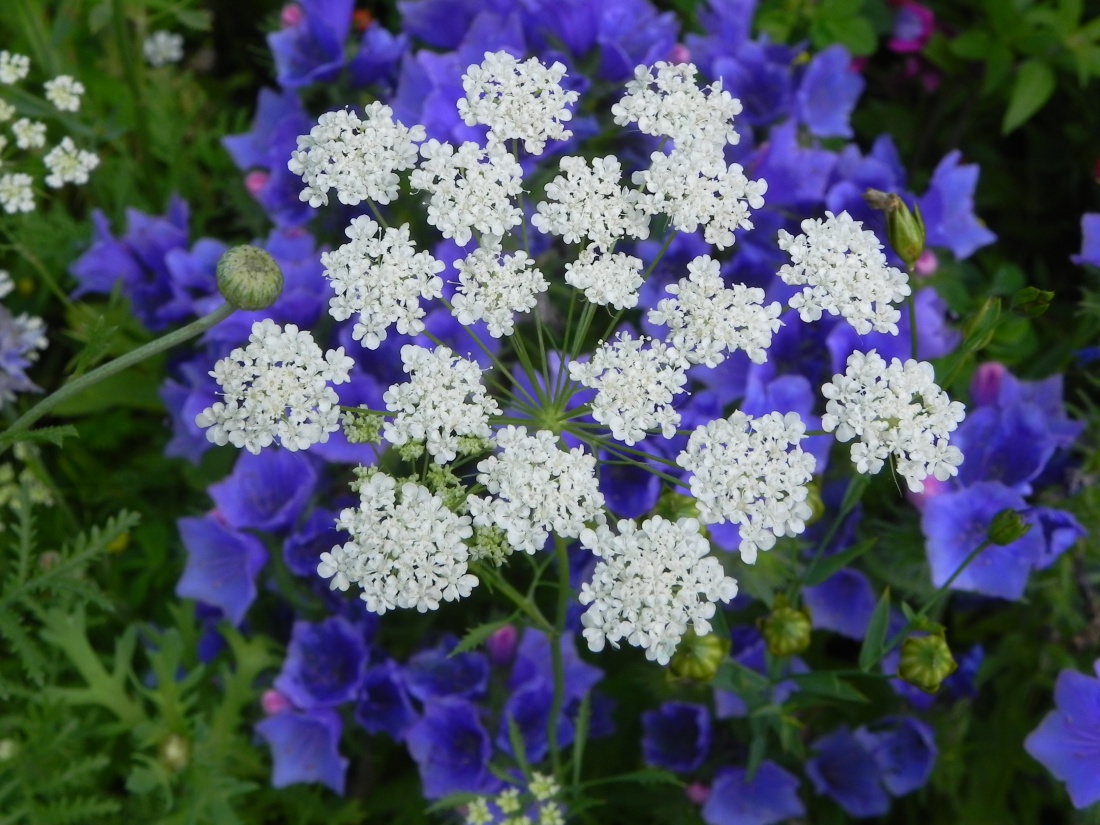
[[451, 246, 547, 338], [11, 119, 46, 150], [0, 270, 12, 299], [563, 245, 645, 310], [43, 75, 84, 112], [43, 137, 99, 188], [578, 515, 738, 665], [0, 53, 30, 85], [143, 31, 185, 67], [0, 173, 34, 213], [0, 100, 15, 122]]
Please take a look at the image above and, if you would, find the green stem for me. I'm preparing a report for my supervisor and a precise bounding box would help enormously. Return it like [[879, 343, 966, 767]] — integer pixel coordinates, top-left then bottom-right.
[[548, 536, 571, 781], [474, 562, 552, 632]]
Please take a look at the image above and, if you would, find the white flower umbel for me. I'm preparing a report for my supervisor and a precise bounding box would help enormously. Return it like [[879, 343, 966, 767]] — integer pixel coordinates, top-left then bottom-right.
[[467, 426, 605, 554], [0, 52, 30, 85], [196, 319, 354, 454], [320, 216, 444, 349], [633, 150, 767, 250], [11, 119, 45, 150], [382, 344, 501, 464], [822, 350, 966, 492], [457, 52, 578, 155], [568, 333, 688, 445], [0, 174, 34, 214], [43, 75, 84, 112], [410, 139, 523, 246], [677, 411, 816, 564], [777, 210, 912, 335], [144, 31, 185, 67], [578, 515, 738, 665], [451, 246, 548, 337], [325, 471, 477, 614], [288, 104, 425, 208], [647, 255, 782, 367], [43, 138, 99, 188], [532, 155, 650, 251], [0, 100, 14, 122], [563, 246, 645, 310]]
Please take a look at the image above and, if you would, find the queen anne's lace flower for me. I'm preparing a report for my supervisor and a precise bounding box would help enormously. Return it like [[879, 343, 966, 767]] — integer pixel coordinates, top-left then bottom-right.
[[451, 247, 548, 337], [568, 333, 688, 444], [320, 217, 444, 349], [11, 118, 45, 150], [43, 137, 99, 188], [0, 52, 30, 85], [196, 320, 354, 454], [467, 426, 605, 554], [382, 344, 501, 464], [324, 471, 478, 614], [647, 255, 783, 367], [43, 75, 84, 112], [578, 515, 738, 665], [0, 100, 14, 122], [564, 246, 645, 310], [778, 210, 912, 335], [677, 411, 816, 564], [532, 155, 650, 250], [457, 52, 578, 155], [0, 174, 34, 214], [288, 104, 425, 208], [144, 31, 185, 67], [410, 139, 523, 246], [822, 350, 966, 492]]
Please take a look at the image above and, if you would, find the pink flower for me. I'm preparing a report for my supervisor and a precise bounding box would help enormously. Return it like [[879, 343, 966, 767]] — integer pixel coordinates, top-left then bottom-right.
[[279, 3, 303, 28], [889, 1, 935, 53]]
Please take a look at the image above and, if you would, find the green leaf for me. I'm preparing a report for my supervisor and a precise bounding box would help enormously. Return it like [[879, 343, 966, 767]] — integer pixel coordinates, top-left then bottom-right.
[[571, 692, 591, 788], [711, 660, 771, 697], [822, 0, 864, 14], [803, 537, 877, 587], [950, 30, 992, 59], [449, 615, 515, 657], [579, 769, 683, 789], [505, 713, 531, 780], [425, 792, 482, 815], [859, 588, 892, 671], [49, 370, 163, 416], [818, 14, 878, 56], [0, 425, 79, 450], [788, 671, 869, 703], [1003, 59, 1056, 133]]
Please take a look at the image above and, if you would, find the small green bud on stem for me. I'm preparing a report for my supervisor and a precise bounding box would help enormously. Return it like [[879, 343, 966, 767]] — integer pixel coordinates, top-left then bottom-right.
[[216, 246, 284, 311], [864, 189, 926, 271], [898, 632, 957, 693], [759, 595, 812, 657]]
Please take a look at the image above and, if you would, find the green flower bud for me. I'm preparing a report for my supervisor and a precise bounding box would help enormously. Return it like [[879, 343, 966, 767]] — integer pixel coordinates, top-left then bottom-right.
[[216, 245, 284, 311], [962, 297, 1001, 352], [758, 596, 812, 658], [898, 632, 957, 693], [988, 508, 1031, 546], [804, 480, 825, 526], [655, 491, 701, 523], [864, 189, 925, 270], [668, 629, 730, 682], [158, 733, 190, 773], [1010, 286, 1055, 318]]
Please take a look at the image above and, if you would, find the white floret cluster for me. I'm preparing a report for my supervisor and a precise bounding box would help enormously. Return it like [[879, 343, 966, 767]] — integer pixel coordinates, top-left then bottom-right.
[[382, 344, 501, 464], [288, 104, 425, 207], [321, 471, 478, 614], [467, 426, 605, 554], [451, 247, 548, 337], [0, 174, 34, 214], [43, 75, 84, 112], [822, 350, 966, 492], [0, 52, 30, 85], [144, 31, 185, 67], [578, 516, 738, 665], [43, 137, 99, 188], [677, 411, 817, 564], [563, 247, 645, 310], [196, 320, 354, 454], [647, 255, 783, 367], [568, 333, 688, 444], [12, 118, 45, 150], [320, 216, 444, 349], [778, 210, 912, 335], [457, 52, 579, 155]]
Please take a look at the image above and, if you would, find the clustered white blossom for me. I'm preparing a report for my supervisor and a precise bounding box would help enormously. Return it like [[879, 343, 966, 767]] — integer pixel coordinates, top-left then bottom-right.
[[0, 100, 14, 122], [532, 155, 649, 250], [12, 118, 45, 150], [467, 426, 605, 554], [143, 31, 185, 67], [579, 516, 739, 665], [0, 52, 30, 85], [0, 174, 34, 214], [822, 350, 966, 492], [778, 210, 912, 335], [457, 52, 578, 155], [195, 320, 354, 454], [43, 137, 99, 188], [568, 333, 688, 444], [647, 254, 782, 367], [43, 75, 83, 112], [451, 247, 548, 337], [677, 411, 817, 564], [288, 104, 425, 207], [382, 344, 501, 464], [563, 247, 645, 310], [321, 471, 478, 614], [320, 216, 444, 349]]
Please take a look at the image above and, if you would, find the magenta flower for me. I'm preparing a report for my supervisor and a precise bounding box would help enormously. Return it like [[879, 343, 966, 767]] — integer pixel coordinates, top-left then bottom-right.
[[888, 1, 935, 54]]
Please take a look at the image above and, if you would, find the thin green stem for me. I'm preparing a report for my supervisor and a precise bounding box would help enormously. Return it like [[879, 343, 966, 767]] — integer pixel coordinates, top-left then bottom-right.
[[548, 536, 571, 781], [474, 562, 553, 632], [792, 474, 870, 596]]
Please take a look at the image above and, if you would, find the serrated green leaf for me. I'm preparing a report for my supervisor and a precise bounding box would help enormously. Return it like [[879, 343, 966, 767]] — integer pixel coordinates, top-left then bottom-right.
[[803, 537, 877, 587], [859, 588, 892, 671], [788, 671, 869, 702], [1003, 59, 1055, 133], [450, 615, 515, 657], [0, 425, 79, 450]]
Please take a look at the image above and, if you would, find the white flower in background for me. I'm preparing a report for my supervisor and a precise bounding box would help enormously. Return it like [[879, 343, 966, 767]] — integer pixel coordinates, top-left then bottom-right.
[[532, 155, 649, 250], [822, 350, 966, 492], [0, 173, 34, 213], [328, 471, 478, 614], [647, 255, 782, 367], [467, 426, 605, 554], [143, 30, 184, 67], [320, 216, 444, 349], [568, 333, 688, 444], [43, 75, 84, 112], [677, 411, 816, 564], [288, 104, 425, 207], [457, 51, 578, 155], [382, 344, 501, 464], [11, 119, 45, 150], [778, 210, 911, 335], [578, 515, 738, 665], [0, 53, 30, 85], [563, 246, 645, 310], [410, 139, 523, 246], [0, 100, 14, 122], [0, 270, 12, 299], [451, 246, 547, 338], [195, 320, 354, 454], [43, 137, 99, 187]]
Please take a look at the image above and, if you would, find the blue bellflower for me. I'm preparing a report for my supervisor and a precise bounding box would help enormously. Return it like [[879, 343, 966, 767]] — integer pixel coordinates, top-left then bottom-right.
[[208, 448, 318, 533], [176, 514, 268, 626], [641, 701, 712, 773], [1072, 213, 1100, 267], [274, 616, 369, 708], [355, 658, 420, 741], [405, 697, 499, 799], [403, 635, 490, 703], [702, 761, 805, 825], [256, 707, 348, 794], [1025, 660, 1100, 808]]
